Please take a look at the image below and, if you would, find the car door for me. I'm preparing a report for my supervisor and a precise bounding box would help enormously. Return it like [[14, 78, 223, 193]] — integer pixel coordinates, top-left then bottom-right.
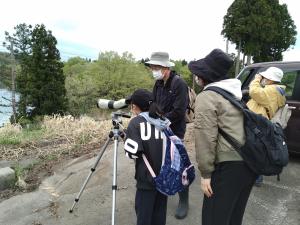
[[281, 70, 300, 153]]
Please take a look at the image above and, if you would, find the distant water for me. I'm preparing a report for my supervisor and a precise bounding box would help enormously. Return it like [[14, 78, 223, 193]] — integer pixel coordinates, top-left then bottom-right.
[[0, 88, 19, 127]]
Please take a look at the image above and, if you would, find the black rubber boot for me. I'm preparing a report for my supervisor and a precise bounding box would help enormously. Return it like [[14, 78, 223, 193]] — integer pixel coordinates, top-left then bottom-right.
[[175, 187, 189, 219]]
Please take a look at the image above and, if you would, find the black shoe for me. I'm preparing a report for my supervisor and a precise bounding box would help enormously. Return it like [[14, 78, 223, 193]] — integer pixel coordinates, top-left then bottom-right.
[[175, 187, 189, 219]]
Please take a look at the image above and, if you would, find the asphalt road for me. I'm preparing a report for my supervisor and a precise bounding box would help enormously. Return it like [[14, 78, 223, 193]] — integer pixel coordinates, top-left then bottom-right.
[[0, 142, 299, 225]]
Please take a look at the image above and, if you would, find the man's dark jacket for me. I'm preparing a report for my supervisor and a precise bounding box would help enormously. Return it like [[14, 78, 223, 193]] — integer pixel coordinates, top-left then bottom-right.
[[153, 71, 188, 139]]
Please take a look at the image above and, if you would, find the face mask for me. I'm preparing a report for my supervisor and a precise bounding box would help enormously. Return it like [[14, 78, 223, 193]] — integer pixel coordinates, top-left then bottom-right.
[[152, 70, 164, 80], [195, 76, 205, 90]]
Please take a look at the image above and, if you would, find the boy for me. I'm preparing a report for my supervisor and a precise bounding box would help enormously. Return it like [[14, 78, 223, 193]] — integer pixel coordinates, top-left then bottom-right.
[[124, 89, 169, 225]]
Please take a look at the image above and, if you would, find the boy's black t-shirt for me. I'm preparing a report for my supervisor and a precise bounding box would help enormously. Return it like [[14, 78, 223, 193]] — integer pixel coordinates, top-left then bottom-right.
[[124, 116, 165, 190]]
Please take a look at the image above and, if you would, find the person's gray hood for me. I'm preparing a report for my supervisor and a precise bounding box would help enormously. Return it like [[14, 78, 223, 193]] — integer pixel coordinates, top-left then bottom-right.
[[204, 78, 243, 100]]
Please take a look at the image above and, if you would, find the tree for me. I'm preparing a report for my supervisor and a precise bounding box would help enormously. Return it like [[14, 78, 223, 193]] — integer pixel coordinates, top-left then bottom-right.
[[0, 52, 12, 87], [4, 24, 33, 117], [222, 0, 297, 63], [29, 24, 66, 115], [4, 23, 67, 119], [64, 52, 154, 115], [173, 60, 193, 87]]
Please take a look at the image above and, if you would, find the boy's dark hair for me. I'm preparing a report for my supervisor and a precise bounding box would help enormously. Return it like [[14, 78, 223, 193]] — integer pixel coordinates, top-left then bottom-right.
[[126, 89, 165, 119]]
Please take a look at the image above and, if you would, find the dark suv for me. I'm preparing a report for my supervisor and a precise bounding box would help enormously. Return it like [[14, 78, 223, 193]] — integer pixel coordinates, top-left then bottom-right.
[[237, 61, 300, 154]]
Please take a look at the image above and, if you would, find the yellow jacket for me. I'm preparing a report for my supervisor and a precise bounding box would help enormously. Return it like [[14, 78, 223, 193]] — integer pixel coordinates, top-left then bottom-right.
[[247, 77, 286, 119]]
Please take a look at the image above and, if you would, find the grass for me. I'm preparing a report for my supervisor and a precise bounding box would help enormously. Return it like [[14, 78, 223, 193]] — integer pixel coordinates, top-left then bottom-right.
[[0, 137, 21, 145], [13, 164, 24, 180], [0, 115, 129, 161], [0, 125, 46, 145]]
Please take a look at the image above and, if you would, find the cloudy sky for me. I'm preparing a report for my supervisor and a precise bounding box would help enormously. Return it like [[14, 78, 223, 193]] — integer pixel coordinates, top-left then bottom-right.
[[0, 0, 299, 61]]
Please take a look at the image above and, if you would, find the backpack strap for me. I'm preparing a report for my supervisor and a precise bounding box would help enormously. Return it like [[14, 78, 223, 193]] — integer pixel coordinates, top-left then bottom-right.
[[205, 86, 244, 110], [142, 154, 156, 178], [170, 74, 180, 90], [170, 74, 191, 113], [218, 128, 242, 152]]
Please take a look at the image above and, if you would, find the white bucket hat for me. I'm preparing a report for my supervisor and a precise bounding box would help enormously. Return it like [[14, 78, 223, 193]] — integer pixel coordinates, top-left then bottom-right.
[[260, 67, 284, 82], [145, 52, 175, 68]]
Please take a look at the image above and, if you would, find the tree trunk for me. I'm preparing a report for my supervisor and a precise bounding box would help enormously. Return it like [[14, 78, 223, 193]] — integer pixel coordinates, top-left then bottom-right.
[[247, 55, 251, 65], [235, 39, 241, 77], [10, 41, 17, 124], [226, 39, 229, 54]]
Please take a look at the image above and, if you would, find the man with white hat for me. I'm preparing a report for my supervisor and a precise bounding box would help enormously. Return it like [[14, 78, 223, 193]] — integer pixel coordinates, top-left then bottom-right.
[[145, 52, 190, 219], [247, 66, 286, 186]]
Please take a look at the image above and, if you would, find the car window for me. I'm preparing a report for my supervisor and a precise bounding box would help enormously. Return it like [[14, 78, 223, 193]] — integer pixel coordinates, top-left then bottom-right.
[[237, 68, 257, 89], [280, 70, 299, 100], [238, 68, 252, 83]]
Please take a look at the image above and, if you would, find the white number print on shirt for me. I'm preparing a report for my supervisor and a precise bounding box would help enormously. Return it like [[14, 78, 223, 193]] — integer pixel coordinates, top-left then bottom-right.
[[124, 122, 165, 157]]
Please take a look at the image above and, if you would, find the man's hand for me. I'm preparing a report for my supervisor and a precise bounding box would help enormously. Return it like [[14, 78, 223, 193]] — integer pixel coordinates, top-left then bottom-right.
[[255, 74, 263, 80], [201, 177, 213, 197]]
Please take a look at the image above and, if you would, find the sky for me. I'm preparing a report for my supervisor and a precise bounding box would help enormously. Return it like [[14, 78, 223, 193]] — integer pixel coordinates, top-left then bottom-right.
[[0, 0, 299, 62]]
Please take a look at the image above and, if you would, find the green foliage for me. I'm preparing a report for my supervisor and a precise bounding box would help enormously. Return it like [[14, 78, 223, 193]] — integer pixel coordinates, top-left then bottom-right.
[[0, 136, 21, 145], [173, 60, 193, 87], [64, 51, 154, 115], [13, 164, 24, 179], [0, 52, 12, 88], [281, 71, 297, 96], [30, 24, 67, 115], [12, 115, 43, 128], [5, 23, 67, 119], [0, 126, 45, 146], [222, 0, 297, 62]]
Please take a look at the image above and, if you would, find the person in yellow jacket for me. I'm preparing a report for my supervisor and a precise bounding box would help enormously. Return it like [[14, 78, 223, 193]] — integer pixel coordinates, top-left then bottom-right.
[[247, 67, 286, 119], [247, 66, 286, 186]]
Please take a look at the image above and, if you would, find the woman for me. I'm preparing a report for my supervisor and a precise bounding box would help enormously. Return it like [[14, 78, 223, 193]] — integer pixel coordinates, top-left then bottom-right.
[[188, 49, 256, 225]]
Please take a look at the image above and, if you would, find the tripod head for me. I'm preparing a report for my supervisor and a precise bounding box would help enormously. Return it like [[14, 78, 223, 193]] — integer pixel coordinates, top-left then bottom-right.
[[109, 110, 131, 141], [111, 110, 131, 119], [111, 110, 131, 130]]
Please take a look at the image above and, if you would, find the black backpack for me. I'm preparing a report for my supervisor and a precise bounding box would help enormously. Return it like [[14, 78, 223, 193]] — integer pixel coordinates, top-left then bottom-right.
[[206, 86, 289, 177]]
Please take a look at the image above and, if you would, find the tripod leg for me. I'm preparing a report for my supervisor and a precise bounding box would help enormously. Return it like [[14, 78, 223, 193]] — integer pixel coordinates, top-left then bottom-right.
[[69, 137, 111, 213], [111, 137, 119, 225]]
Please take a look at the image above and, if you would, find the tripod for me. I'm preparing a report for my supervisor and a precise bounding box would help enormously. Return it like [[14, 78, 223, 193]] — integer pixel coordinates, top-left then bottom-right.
[[69, 111, 131, 225]]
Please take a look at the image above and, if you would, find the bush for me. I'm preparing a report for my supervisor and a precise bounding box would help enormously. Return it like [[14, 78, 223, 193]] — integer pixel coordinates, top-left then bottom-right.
[[64, 52, 153, 115]]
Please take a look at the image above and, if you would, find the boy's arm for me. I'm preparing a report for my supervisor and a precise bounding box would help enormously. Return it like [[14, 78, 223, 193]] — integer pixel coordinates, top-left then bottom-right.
[[124, 120, 144, 159]]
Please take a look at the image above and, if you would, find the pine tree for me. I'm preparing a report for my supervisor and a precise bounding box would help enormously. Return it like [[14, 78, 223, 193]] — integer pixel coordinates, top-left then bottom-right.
[[5, 23, 66, 119], [4, 24, 32, 116], [29, 24, 66, 115]]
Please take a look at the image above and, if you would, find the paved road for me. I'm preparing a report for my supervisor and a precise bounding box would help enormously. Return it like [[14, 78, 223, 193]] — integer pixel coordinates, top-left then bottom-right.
[[0, 142, 299, 225]]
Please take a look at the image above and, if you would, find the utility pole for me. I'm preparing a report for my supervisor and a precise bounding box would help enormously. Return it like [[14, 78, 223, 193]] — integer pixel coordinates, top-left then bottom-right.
[[10, 41, 17, 124], [226, 39, 229, 54]]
